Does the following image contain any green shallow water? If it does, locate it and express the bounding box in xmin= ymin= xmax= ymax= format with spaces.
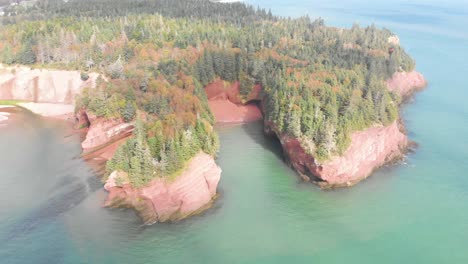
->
xmin=1 ymin=0 xmax=468 ymax=263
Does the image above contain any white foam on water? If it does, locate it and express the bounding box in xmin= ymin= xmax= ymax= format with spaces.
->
xmin=0 ymin=113 xmax=9 ymax=123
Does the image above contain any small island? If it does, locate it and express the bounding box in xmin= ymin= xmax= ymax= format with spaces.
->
xmin=0 ymin=0 xmax=425 ymax=224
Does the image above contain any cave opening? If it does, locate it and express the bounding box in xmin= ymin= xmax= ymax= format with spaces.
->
xmin=76 ymin=110 xmax=90 ymax=129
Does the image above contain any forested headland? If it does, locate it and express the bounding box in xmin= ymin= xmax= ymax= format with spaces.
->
xmin=0 ymin=0 xmax=415 ymax=186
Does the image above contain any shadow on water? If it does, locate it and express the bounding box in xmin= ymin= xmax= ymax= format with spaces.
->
xmin=239 ymin=121 xmax=318 ymax=186
xmin=240 ymin=121 xmax=285 ymax=161
xmin=237 ymin=120 xmax=407 ymax=195
xmin=1 ymin=174 xmax=100 ymax=243
xmin=0 ymin=108 xmax=108 ymax=242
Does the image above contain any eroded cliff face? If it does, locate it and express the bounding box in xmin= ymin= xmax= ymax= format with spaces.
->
xmin=267 ymin=121 xmax=407 ymax=188
xmin=265 ymin=71 xmax=426 ymax=188
xmin=0 ymin=65 xmax=221 ymax=224
xmin=208 ymin=100 xmax=262 ymax=123
xmin=78 ymin=110 xmax=134 ymax=153
xmin=205 ymin=79 xmax=262 ymax=104
xmin=0 ymin=65 xmax=131 ymax=153
xmin=0 ymin=64 xmax=134 ymax=157
xmin=104 ymin=152 xmax=222 ymax=224
xmin=205 ymin=79 xmax=263 ymax=123
xmin=77 ymin=109 xmax=222 ymax=224
xmin=0 ymin=64 xmax=99 ymax=103
xmin=387 ymin=71 xmax=427 ymax=98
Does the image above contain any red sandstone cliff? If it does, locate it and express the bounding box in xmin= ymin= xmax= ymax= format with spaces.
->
xmin=0 ymin=66 xmax=221 ymax=223
xmin=104 ymin=152 xmax=222 ymax=224
xmin=205 ymin=79 xmax=262 ymax=104
xmin=77 ymin=109 xmax=221 ymax=223
xmin=78 ymin=110 xmax=134 ymax=153
xmin=387 ymin=71 xmax=427 ymax=98
xmin=266 ymin=121 xmax=407 ymax=188
xmin=205 ymin=79 xmax=263 ymax=123
xmin=77 ymin=108 xmax=222 ymax=223
xmin=208 ymin=100 xmax=262 ymax=123
xmin=266 ymin=71 xmax=426 ymax=188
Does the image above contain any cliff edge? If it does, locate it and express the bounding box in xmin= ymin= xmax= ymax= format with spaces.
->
xmin=266 ymin=120 xmax=407 ymax=187
xmin=265 ymin=71 xmax=426 ymax=188
xmin=0 ymin=64 xmax=98 ymax=104
xmin=104 ymin=152 xmax=221 ymax=224
xmin=205 ymin=79 xmax=263 ymax=123
xmin=0 ymin=66 xmax=222 ymax=223
xmin=387 ymin=71 xmax=427 ymax=99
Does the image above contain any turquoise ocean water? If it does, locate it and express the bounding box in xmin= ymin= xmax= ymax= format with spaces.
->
xmin=1 ymin=1 xmax=468 ymax=263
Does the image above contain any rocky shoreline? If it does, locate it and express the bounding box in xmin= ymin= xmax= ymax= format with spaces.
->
xmin=276 ymin=71 xmax=426 ymax=187
xmin=265 ymin=120 xmax=409 ymax=188
xmin=206 ymin=70 xmax=427 ymax=188
xmin=387 ymin=71 xmax=427 ymax=99
xmin=0 ymin=64 xmax=427 ymax=222
xmin=104 ymin=152 xmax=221 ymax=224
xmin=0 ymin=66 xmax=222 ymax=224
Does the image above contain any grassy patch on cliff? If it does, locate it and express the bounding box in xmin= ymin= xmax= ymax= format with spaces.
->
xmin=0 ymin=100 xmax=21 ymax=105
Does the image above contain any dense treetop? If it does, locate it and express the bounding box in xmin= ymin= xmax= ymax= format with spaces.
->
xmin=1 ymin=0 xmax=274 ymax=25
xmin=0 ymin=0 xmax=415 ymax=185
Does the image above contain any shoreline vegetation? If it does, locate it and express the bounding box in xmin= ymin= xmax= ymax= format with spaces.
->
xmin=0 ymin=0 xmax=425 ymax=222
xmin=0 ymin=100 xmax=20 ymax=106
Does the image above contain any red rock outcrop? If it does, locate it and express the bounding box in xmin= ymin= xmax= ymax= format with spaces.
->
xmin=386 ymin=71 xmax=427 ymax=98
xmin=205 ymin=79 xmax=263 ymax=123
xmin=79 ymin=110 xmax=134 ymax=153
xmin=0 ymin=65 xmax=222 ymax=224
xmin=77 ymin=110 xmax=221 ymax=224
xmin=267 ymin=121 xmax=407 ymax=188
xmin=266 ymin=71 xmax=426 ymax=187
xmin=104 ymin=152 xmax=222 ymax=224
xmin=205 ymin=79 xmax=233 ymax=100
xmin=208 ymin=99 xmax=262 ymax=123
xmin=205 ymin=79 xmax=262 ymax=103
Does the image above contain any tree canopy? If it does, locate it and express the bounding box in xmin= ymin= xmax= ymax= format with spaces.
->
xmin=0 ymin=0 xmax=415 ymax=185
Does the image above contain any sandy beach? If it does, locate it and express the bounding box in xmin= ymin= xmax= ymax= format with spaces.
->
xmin=0 ymin=112 xmax=10 ymax=122
xmin=17 ymin=102 xmax=75 ymax=119
xmin=0 ymin=105 xmax=13 ymax=123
